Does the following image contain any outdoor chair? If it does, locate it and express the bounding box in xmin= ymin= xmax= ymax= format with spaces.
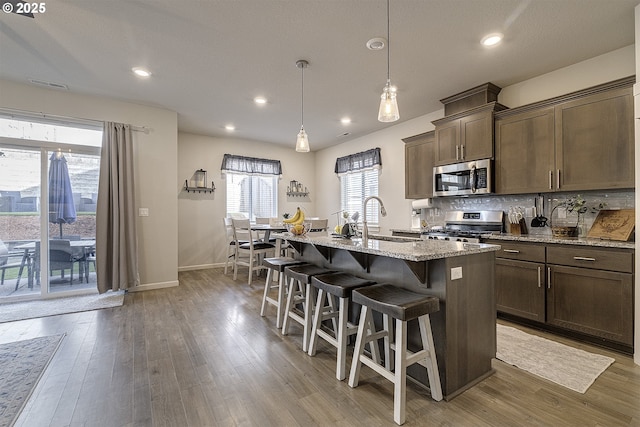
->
xmin=32 ymin=240 xmax=87 ymax=286
xmin=0 ymin=239 xmax=27 ymax=290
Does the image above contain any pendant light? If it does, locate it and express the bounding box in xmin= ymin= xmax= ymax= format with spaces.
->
xmin=295 ymin=59 xmax=310 ymax=152
xmin=378 ymin=0 xmax=399 ymax=122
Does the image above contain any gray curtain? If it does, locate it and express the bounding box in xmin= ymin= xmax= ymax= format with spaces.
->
xmin=96 ymin=122 xmax=139 ymax=293
xmin=334 ymin=147 xmax=381 ymax=176
xmin=220 ymin=154 xmax=282 ymax=176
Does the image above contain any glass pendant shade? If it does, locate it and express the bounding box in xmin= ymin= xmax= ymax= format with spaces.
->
xmin=378 ymin=82 xmax=399 ymax=122
xmin=296 ymin=126 xmax=310 ymax=152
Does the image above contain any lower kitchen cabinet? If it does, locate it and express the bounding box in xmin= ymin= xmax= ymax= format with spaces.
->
xmin=495 ymin=258 xmax=545 ymax=322
xmin=547 ymin=265 xmax=633 ymax=346
xmin=487 ymin=239 xmax=634 ymax=352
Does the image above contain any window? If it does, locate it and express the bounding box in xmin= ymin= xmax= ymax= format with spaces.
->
xmin=340 ymin=169 xmax=380 ymax=224
xmin=221 ymin=154 xmax=281 ymax=221
xmin=336 ymin=148 xmax=382 ymax=225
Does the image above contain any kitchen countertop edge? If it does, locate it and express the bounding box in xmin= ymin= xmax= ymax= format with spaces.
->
xmin=483 ymin=233 xmax=635 ymax=249
xmin=273 ymin=232 xmax=501 ymax=262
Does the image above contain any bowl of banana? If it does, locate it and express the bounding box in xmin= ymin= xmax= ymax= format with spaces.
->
xmin=286 ymin=222 xmax=310 ymax=236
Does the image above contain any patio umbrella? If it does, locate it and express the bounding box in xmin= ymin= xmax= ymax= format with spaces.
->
xmin=48 ymin=151 xmax=76 ymax=237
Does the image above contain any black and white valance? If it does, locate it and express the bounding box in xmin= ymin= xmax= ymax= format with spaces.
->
xmin=334 ymin=147 xmax=382 ymax=176
xmin=221 ymin=154 xmax=282 ymax=177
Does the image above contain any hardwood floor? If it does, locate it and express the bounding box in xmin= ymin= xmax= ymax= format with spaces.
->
xmin=2 ymin=268 xmax=638 ymax=426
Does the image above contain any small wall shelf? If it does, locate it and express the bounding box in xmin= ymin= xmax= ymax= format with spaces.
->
xmin=286 ymin=190 xmax=309 ymax=197
xmin=184 ymin=180 xmax=215 ymax=193
xmin=287 ymin=180 xmax=308 ymax=197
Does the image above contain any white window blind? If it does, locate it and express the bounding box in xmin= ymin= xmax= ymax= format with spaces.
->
xmin=340 ymin=169 xmax=380 ymax=224
xmin=226 ymin=173 xmax=278 ymax=220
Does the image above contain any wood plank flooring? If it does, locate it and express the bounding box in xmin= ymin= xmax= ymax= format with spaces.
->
xmin=1 ymin=268 xmax=638 ymax=426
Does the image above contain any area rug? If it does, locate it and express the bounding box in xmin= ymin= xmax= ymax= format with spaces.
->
xmin=0 ymin=292 xmax=124 ymax=323
xmin=0 ymin=334 xmax=65 ymax=427
xmin=496 ymin=324 xmax=615 ymax=393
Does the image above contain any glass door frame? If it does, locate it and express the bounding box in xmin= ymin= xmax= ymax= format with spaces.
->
xmin=0 ymin=136 xmax=100 ymax=302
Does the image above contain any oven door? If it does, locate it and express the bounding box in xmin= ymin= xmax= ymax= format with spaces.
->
xmin=434 ymin=159 xmax=492 ymax=196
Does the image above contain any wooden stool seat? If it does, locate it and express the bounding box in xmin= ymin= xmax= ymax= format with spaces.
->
xmin=282 ymin=264 xmax=335 ymax=352
xmin=349 ymin=284 xmax=442 ymax=425
xmin=260 ymin=257 xmax=306 ymax=328
xmin=308 ymin=272 xmax=375 ymax=380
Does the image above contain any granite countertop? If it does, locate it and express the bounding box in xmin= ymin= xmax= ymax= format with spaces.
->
xmin=389 ymin=228 xmax=422 ymax=234
xmin=273 ymin=233 xmax=500 ymax=262
xmin=482 ymin=233 xmax=635 ymax=249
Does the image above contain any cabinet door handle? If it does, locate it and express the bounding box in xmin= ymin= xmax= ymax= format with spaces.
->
xmin=556 ymin=169 xmax=561 ymax=189
xmin=549 ymin=170 xmax=553 ymax=190
xmin=573 ymin=256 xmax=596 ymax=262
xmin=547 ymin=267 xmax=551 ymax=289
xmin=503 ymin=249 xmax=520 ymax=253
xmin=537 ymin=266 xmax=541 ymax=288
xmin=461 ymin=144 xmax=465 ymax=159
xmin=456 ymin=145 xmax=459 ymax=160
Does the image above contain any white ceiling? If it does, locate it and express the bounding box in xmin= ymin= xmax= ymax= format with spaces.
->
xmin=0 ymin=0 xmax=637 ymax=151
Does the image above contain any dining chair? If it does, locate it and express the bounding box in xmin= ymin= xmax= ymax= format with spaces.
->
xmin=308 ymin=219 xmax=329 ymax=235
xmin=223 ymin=217 xmax=246 ymax=275
xmin=231 ymin=218 xmax=276 ymax=285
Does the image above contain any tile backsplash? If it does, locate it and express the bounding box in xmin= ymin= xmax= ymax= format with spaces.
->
xmin=421 ymin=189 xmax=635 ymax=238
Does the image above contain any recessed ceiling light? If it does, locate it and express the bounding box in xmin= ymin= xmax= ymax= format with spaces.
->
xmin=481 ymin=33 xmax=503 ymax=47
xmin=366 ymin=37 xmax=386 ymax=50
xmin=132 ymin=67 xmax=152 ymax=78
xmin=225 ymin=124 xmax=235 ymax=131
xmin=254 ymin=96 xmax=267 ymax=105
xmin=341 ymin=117 xmax=352 ymax=125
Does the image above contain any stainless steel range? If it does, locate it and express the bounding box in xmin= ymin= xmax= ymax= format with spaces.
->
xmin=421 ymin=210 xmax=503 ymax=243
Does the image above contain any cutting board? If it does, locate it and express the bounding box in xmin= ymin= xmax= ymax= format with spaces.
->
xmin=586 ymin=209 xmax=635 ymax=241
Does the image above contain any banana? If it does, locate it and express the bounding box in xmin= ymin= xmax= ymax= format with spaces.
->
xmin=283 ymin=207 xmax=301 ymax=224
xmin=294 ymin=210 xmax=305 ymax=225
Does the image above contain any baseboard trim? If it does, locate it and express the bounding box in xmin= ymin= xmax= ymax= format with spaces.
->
xmin=130 ymin=280 xmax=180 ymax=292
xmin=178 ymin=263 xmax=224 ymax=272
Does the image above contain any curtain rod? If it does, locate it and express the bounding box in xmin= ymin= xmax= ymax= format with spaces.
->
xmin=0 ymin=107 xmax=149 ymax=133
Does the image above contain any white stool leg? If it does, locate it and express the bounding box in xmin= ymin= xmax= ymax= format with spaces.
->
xmin=260 ymin=268 xmax=274 ymax=317
xmin=348 ymin=305 xmax=370 ymax=387
xmin=302 ymin=282 xmax=312 ymax=352
xmin=308 ymin=288 xmax=325 ymax=356
xmin=418 ymin=315 xmax=443 ymax=401
xmin=281 ymin=276 xmax=296 ymax=335
xmin=383 ymin=313 xmax=394 ymax=371
xmin=394 ymin=319 xmax=408 ymax=425
xmin=275 ymin=272 xmax=286 ymax=328
xmin=336 ymin=296 xmax=349 ymax=380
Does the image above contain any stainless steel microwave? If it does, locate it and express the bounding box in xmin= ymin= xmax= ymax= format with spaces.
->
xmin=433 ymin=159 xmax=492 ymax=197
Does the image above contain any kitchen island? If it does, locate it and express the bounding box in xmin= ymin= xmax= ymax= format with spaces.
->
xmin=274 ymin=232 xmax=501 ymax=400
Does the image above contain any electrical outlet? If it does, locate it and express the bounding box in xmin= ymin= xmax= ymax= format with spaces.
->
xmin=557 ymin=207 xmax=567 ymax=219
xmin=451 ymin=266 xmax=463 ymax=280
xmin=139 ymin=208 xmax=149 ymax=217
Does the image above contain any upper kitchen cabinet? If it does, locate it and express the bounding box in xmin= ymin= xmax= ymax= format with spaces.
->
xmin=555 ymin=82 xmax=634 ymax=191
xmin=432 ymin=83 xmax=507 ymax=166
xmin=495 ymin=107 xmax=555 ymax=194
xmin=403 ymin=131 xmax=435 ymax=199
xmin=495 ymin=76 xmax=635 ymax=194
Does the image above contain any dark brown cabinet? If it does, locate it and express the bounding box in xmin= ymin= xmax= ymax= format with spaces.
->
xmin=555 ymin=85 xmax=634 ymax=191
xmin=492 ymin=241 xmax=546 ymax=322
xmin=433 ymin=103 xmax=504 ymax=166
xmin=403 ymin=131 xmax=435 ymax=199
xmin=546 ymin=245 xmax=633 ymax=346
xmin=494 ymin=77 xmax=635 ymax=195
xmin=486 ymin=239 xmax=634 ymax=352
xmin=495 ymin=108 xmax=555 ymax=194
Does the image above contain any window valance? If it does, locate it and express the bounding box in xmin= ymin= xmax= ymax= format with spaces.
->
xmin=221 ymin=154 xmax=282 ymax=177
xmin=334 ymin=147 xmax=381 ymax=176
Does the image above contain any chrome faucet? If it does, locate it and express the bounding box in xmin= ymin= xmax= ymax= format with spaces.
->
xmin=362 ymin=196 xmax=387 ymax=243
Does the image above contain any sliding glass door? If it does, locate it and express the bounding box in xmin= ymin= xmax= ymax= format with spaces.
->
xmin=0 ymin=114 xmax=101 ymax=301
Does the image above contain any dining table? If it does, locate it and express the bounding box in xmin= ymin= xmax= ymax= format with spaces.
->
xmin=14 ymin=240 xmax=96 ymax=288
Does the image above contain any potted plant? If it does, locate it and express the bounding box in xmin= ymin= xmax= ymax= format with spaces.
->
xmin=549 ymin=195 xmax=605 ymax=238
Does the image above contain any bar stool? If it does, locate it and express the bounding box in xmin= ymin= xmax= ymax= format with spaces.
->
xmin=308 ymin=272 xmax=376 ymax=380
xmin=282 ymin=264 xmax=335 ymax=352
xmin=261 ymin=257 xmax=306 ymax=328
xmin=348 ymin=283 xmax=442 ymax=425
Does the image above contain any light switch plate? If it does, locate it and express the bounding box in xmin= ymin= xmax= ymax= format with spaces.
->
xmin=139 ymin=208 xmax=149 ymax=217
xmin=451 ymin=266 xmax=463 ymax=280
